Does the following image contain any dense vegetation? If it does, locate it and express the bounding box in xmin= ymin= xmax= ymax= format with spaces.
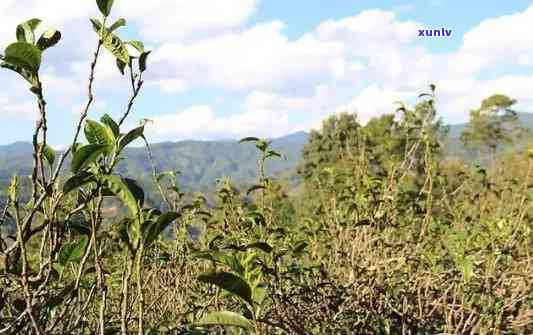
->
xmin=0 ymin=2 xmax=532 ymax=334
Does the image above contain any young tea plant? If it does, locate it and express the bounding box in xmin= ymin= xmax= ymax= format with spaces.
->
xmin=0 ymin=1 xmax=178 ymax=334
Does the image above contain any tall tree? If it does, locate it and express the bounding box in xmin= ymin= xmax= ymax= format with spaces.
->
xmin=460 ymin=94 xmax=520 ymax=159
xmin=299 ymin=112 xmax=361 ymax=180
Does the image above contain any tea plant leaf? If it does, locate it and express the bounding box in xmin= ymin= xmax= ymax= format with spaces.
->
xmin=118 ymin=125 xmax=144 ymax=152
xmin=265 ymin=150 xmax=282 ymax=159
xmin=108 ymin=18 xmax=126 ymax=32
xmin=71 ymin=144 xmax=107 ymax=173
xmin=59 ymin=236 xmax=88 ymax=266
xmin=100 ymin=114 xmax=120 ymax=138
xmin=246 ymin=184 xmax=266 ymax=196
xmin=63 ymin=171 xmax=96 ymax=194
xmin=245 ymin=242 xmax=273 ymax=253
xmin=192 ymin=250 xmax=228 ymax=264
xmin=116 ymin=58 xmax=127 ymax=75
xmin=293 ymin=241 xmax=308 ymax=255
xmin=224 ymin=242 xmax=273 ymax=253
xmin=3 ymin=42 xmax=42 ymax=74
xmin=98 ymin=175 xmax=141 ymax=217
xmin=197 ymin=311 xmax=252 ymax=330
xmin=126 ymin=40 xmax=144 ymax=53
xmin=139 ymin=51 xmax=151 ymax=73
xmin=198 ymin=272 xmax=253 ymax=306
xmin=96 ymin=0 xmax=115 ymax=17
xmin=85 ymin=119 xmax=115 ymax=146
xmin=36 ymin=30 xmax=62 ymax=50
xmin=90 ymin=18 xmax=103 ymax=32
xmin=39 ymin=143 xmax=55 ymax=166
xmin=91 ymin=19 xmax=130 ymax=64
xmin=255 ymin=140 xmax=269 ymax=152
xmin=238 ymin=137 xmax=259 ymax=143
xmin=116 ymin=218 xmax=135 ymax=253
xmin=16 ymin=18 xmax=41 ymax=44
xmin=102 ymin=33 xmax=129 ymax=64
xmin=67 ymin=220 xmax=91 ymax=236
xmin=145 ymin=211 xmax=179 ymax=246
xmin=459 ymin=256 xmax=474 ymax=283
xmin=123 ymin=178 xmax=145 ymax=207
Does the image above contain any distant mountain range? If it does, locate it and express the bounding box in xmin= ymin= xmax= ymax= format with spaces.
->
xmin=1 ymin=113 xmax=533 ymax=193
xmin=0 ymin=131 xmax=310 ymax=193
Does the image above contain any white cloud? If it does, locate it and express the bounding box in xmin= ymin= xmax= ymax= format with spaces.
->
xmin=150 ymin=21 xmax=345 ymax=93
xmin=1 ymin=2 xmax=533 ymax=143
xmin=454 ymin=5 xmax=533 ymax=72
xmin=0 ymin=96 xmax=36 ymax=121
xmin=315 ymin=10 xmax=420 ymax=55
xmin=146 ymin=91 xmax=307 ymax=141
xmin=439 ymin=74 xmax=533 ymax=122
xmin=116 ymin=0 xmax=259 ymax=42
xmin=152 ymin=79 xmax=188 ymax=94
xmin=147 ymin=9 xmax=424 ymax=95
xmin=70 ymin=99 xmax=108 ymax=116
xmin=335 ymin=85 xmax=415 ymax=124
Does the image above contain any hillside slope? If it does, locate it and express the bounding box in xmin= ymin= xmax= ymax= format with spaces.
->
xmin=1 ymin=112 xmax=533 ymax=193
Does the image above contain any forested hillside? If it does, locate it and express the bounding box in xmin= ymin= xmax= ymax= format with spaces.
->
xmin=0 ymin=131 xmax=308 ymax=195
xmin=1 ymin=113 xmax=532 ymax=195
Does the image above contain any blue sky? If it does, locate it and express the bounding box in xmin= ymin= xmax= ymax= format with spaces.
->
xmin=0 ymin=0 xmax=532 ymax=147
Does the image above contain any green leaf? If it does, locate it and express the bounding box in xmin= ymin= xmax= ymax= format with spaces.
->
xmin=102 ymin=30 xmax=129 ymax=64
xmin=126 ymin=40 xmax=144 ymax=53
xmin=198 ymin=272 xmax=253 ymax=306
xmin=139 ymin=51 xmax=151 ymax=73
xmin=459 ymin=256 xmax=474 ymax=283
xmin=71 ymin=144 xmax=107 ymax=173
xmin=96 ymin=0 xmax=115 ymax=16
xmin=39 ymin=143 xmax=55 ymax=166
xmin=3 ymin=42 xmax=42 ymax=73
xmin=36 ymin=30 xmax=62 ymax=50
xmin=71 ymin=142 xmax=82 ymax=154
xmin=145 ymin=212 xmax=179 ymax=246
xmin=100 ymin=114 xmax=120 ymax=138
xmin=90 ymin=18 xmax=103 ymax=32
xmin=84 ymin=119 xmax=115 ymax=146
xmin=97 ymin=175 xmax=141 ymax=217
xmin=16 ymin=18 xmax=41 ymax=44
xmin=108 ymin=18 xmax=126 ymax=32
xmin=197 ymin=311 xmax=252 ymax=330
xmin=265 ymin=150 xmax=282 ymax=159
xmin=255 ymin=140 xmax=270 ymax=152
xmin=118 ymin=126 xmax=144 ymax=152
xmin=238 ymin=137 xmax=259 ymax=144
xmin=67 ymin=220 xmax=92 ymax=236
xmin=63 ymin=171 xmax=96 ymax=194
xmin=116 ymin=218 xmax=135 ymax=253
xmin=123 ymin=178 xmax=145 ymax=207
xmin=116 ymin=58 xmax=127 ymax=75
xmin=91 ymin=19 xmax=130 ymax=64
xmin=246 ymin=184 xmax=266 ymax=196
xmin=59 ymin=236 xmax=88 ymax=266
xmin=292 ymin=241 xmax=308 ymax=255
xmin=245 ymin=242 xmax=273 ymax=253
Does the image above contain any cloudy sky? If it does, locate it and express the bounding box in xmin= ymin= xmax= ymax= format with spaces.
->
xmin=0 ymin=0 xmax=532 ymax=146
